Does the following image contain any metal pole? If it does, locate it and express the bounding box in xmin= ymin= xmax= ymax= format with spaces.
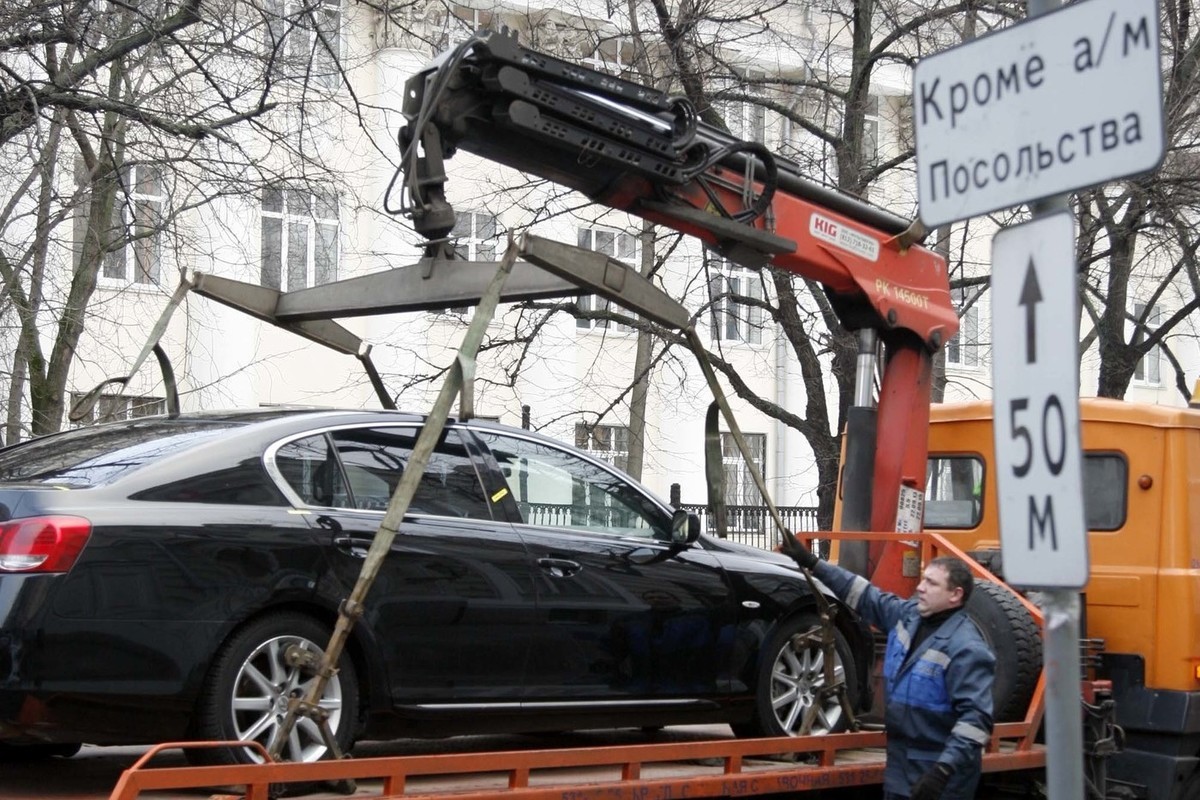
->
xmin=1025 ymin=3 xmax=1085 ymax=800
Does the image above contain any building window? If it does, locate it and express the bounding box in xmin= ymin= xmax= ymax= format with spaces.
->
xmin=452 ymin=211 xmax=498 ymax=261
xmin=722 ymin=98 xmax=766 ymax=144
xmin=721 ymin=432 xmax=766 ymax=506
xmin=434 ymin=210 xmax=500 ymax=315
xmin=576 ymin=227 xmax=638 ymax=331
xmin=264 ymin=0 xmax=341 ymax=88
xmin=575 ymin=422 xmax=630 ymax=472
xmin=436 ymin=3 xmax=494 ymax=52
xmin=75 ymin=160 xmax=164 ymax=285
xmin=1131 ymin=302 xmax=1161 ymax=384
xmin=580 ymin=35 xmax=636 ymax=74
xmin=946 ymin=287 xmax=979 ymax=368
xmin=707 ymin=253 xmax=763 ymax=344
xmin=260 ymin=187 xmax=339 ymax=291
xmin=861 ymin=94 xmax=880 ymax=166
xmin=779 ymin=90 xmax=831 ymax=172
xmin=69 ymin=393 xmax=164 ymax=425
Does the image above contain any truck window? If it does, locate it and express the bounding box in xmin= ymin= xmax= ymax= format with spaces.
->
xmin=924 ymin=455 xmax=983 ymax=528
xmin=1083 ymin=453 xmax=1126 ymax=531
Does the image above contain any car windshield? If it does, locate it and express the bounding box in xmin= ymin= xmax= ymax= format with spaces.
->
xmin=0 ymin=420 xmax=245 ymax=487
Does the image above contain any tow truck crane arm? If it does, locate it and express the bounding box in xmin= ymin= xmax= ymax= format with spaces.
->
xmin=397 ymin=28 xmax=958 ymax=582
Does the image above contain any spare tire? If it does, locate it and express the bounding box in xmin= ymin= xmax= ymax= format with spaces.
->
xmin=966 ymin=580 xmax=1042 ymax=722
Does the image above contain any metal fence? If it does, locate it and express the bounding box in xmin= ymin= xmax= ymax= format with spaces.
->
xmin=518 ymin=503 xmax=821 ymax=552
xmin=679 ymin=504 xmax=821 ymax=551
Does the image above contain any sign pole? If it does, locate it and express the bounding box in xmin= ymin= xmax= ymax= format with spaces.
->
xmin=1026 ymin=3 xmax=1085 ymax=800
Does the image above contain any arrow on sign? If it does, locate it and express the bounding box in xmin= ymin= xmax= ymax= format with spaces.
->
xmin=1019 ymin=259 xmax=1043 ymax=364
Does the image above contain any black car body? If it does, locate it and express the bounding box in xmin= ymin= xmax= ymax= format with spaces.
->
xmin=0 ymin=409 xmax=873 ymax=763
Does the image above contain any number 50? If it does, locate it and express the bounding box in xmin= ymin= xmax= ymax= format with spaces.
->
xmin=1009 ymin=395 xmax=1067 ymax=478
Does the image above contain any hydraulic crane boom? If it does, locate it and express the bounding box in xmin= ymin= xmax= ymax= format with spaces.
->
xmin=396 ymin=28 xmax=958 ymax=581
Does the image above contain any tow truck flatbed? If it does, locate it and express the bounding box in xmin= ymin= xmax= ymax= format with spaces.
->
xmin=108 ymin=722 xmax=1044 ymax=800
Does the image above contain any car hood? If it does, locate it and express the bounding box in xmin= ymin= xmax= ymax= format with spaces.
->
xmin=699 ymin=535 xmax=840 ymax=600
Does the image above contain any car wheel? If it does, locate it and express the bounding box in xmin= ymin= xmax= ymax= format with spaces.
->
xmin=732 ymin=612 xmax=858 ymax=738
xmin=190 ymin=613 xmax=359 ymax=766
xmin=0 ymin=742 xmax=81 ymax=761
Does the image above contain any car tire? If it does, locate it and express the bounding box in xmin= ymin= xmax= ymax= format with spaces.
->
xmin=731 ymin=612 xmax=859 ymax=738
xmin=966 ymin=580 xmax=1042 ymax=722
xmin=0 ymin=742 xmax=81 ymax=761
xmin=189 ymin=613 xmax=359 ymax=766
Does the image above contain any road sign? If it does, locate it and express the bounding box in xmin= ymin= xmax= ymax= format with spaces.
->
xmin=990 ymin=212 xmax=1089 ymax=589
xmin=914 ymin=0 xmax=1165 ymax=228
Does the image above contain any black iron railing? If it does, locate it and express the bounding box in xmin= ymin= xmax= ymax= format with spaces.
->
xmin=516 ymin=503 xmax=820 ymax=551
xmin=679 ymin=504 xmax=820 ymax=551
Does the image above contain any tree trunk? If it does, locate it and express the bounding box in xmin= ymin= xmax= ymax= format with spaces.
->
xmin=625 ymin=220 xmax=657 ymax=481
xmin=30 ymin=69 xmax=127 ymax=436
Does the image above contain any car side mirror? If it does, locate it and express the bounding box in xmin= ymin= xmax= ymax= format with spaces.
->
xmin=670 ymin=509 xmax=702 ymax=545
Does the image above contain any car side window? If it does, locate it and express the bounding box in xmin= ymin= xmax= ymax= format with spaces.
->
xmin=275 ymin=434 xmax=351 ymax=507
xmin=476 ymin=431 xmax=669 ymax=540
xmin=274 ymin=427 xmax=492 ymax=519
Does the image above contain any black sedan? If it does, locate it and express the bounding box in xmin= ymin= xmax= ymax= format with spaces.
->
xmin=0 ymin=409 xmax=873 ymax=764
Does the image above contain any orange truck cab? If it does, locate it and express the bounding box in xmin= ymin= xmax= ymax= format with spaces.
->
xmin=925 ymin=397 xmax=1200 ymax=800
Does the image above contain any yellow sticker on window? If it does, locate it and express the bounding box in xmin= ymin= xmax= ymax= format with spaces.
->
xmin=491 ymin=487 xmax=509 ymax=502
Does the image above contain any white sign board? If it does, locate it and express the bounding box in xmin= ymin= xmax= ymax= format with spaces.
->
xmin=991 ymin=212 xmax=1089 ymax=589
xmin=914 ymin=0 xmax=1165 ymax=228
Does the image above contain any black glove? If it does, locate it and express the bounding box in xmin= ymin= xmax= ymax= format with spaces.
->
xmin=782 ymin=537 xmax=820 ymax=570
xmin=909 ymin=763 xmax=952 ymax=800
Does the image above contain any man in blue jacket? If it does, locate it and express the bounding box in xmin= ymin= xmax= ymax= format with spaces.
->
xmin=787 ymin=547 xmax=995 ymax=800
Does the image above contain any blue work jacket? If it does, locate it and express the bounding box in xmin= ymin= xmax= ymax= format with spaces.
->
xmin=811 ymin=560 xmax=995 ymax=799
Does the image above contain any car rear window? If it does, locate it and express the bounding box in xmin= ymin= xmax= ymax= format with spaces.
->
xmin=0 ymin=420 xmax=245 ymax=487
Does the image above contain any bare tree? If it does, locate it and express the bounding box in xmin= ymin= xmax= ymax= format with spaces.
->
xmin=1074 ymin=0 xmax=1200 ymax=400
xmin=0 ymin=0 xmax=390 ymax=437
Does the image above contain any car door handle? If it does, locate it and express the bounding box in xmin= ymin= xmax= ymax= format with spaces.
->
xmin=333 ymin=536 xmax=371 ymax=558
xmin=536 ymin=557 xmax=582 ymax=578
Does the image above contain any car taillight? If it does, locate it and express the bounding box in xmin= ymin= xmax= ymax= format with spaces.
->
xmin=0 ymin=516 xmax=92 ymax=573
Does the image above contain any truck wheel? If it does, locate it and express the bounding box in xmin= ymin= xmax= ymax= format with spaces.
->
xmin=732 ymin=612 xmax=858 ymax=738
xmin=967 ymin=580 xmax=1042 ymax=722
xmin=189 ymin=613 xmax=359 ymax=766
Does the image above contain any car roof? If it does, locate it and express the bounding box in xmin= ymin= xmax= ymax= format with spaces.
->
xmin=0 ymin=408 xmax=604 ymax=491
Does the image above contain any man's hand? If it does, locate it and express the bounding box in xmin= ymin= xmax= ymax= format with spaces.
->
xmin=781 ymin=537 xmax=819 ymax=570
xmin=910 ymin=763 xmax=952 ymax=800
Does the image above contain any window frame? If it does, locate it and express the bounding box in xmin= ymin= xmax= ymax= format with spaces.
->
xmin=75 ymin=159 xmax=166 ymax=286
xmin=720 ymin=431 xmax=766 ymax=507
xmin=946 ymin=287 xmax=980 ymax=368
xmin=260 ymin=186 xmax=340 ymax=292
xmin=1131 ymin=301 xmax=1162 ymax=385
xmin=574 ymin=422 xmax=631 ymax=472
xmin=265 ymin=423 xmax=493 ymax=520
xmin=473 ymin=428 xmax=671 ymax=540
xmin=923 ymin=453 xmax=985 ymax=529
xmin=68 ymin=392 xmax=165 ymax=426
xmin=576 ymin=227 xmax=638 ymax=332
xmin=707 ymin=252 xmax=765 ymax=345
xmin=263 ymin=0 xmax=342 ymax=89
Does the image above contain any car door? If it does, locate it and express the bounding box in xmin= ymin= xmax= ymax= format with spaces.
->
xmin=269 ymin=424 xmax=538 ymax=706
xmin=469 ymin=428 xmax=737 ymax=701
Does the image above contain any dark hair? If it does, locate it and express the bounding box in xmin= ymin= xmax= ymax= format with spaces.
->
xmin=928 ymin=556 xmax=974 ymax=606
